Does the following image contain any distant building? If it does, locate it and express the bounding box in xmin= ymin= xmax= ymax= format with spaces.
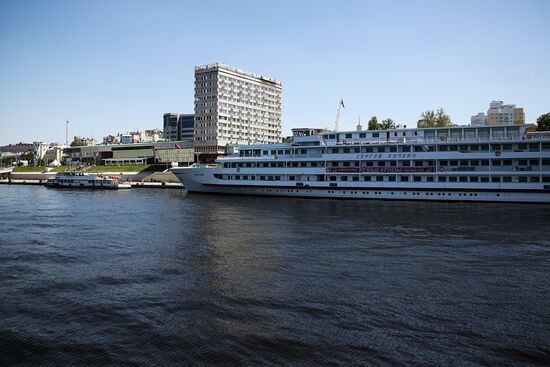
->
xmin=163 ymin=113 xmax=179 ymax=141
xmin=0 ymin=142 xmax=34 ymax=154
xmin=193 ymin=63 xmax=282 ymax=158
xmin=71 ymin=136 xmax=96 ymax=147
xmin=33 ymin=142 xmax=50 ymax=165
xmin=178 ymin=114 xmax=194 ymax=141
xmin=120 ymin=134 xmax=133 ymax=145
xmin=102 ymin=134 xmax=120 ymax=145
xmin=163 ymin=113 xmax=194 ymax=141
xmin=471 ymin=101 xmax=525 ymax=126
xmin=471 ymin=112 xmax=486 ymax=126
xmin=103 ymin=129 xmax=162 ymax=145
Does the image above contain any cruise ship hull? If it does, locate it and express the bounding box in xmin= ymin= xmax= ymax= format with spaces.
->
xmin=172 ymin=167 xmax=550 ymax=204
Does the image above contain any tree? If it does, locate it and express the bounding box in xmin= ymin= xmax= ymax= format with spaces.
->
xmin=367 ymin=116 xmax=379 ymax=130
xmin=536 ymin=113 xmax=550 ymax=132
xmin=418 ymin=109 xmax=452 ymax=128
xmin=20 ymin=151 xmax=35 ymax=166
xmin=379 ymin=118 xmax=396 ymax=130
xmin=419 ymin=110 xmax=436 ymax=128
xmin=435 ymin=108 xmax=452 ymax=127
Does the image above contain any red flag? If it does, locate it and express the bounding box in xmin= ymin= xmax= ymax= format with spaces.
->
xmin=175 ymin=143 xmax=182 ymax=149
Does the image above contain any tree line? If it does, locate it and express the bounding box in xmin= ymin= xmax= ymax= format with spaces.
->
xmin=367 ymin=109 xmax=452 ymax=130
xmin=366 ymin=110 xmax=550 ymax=131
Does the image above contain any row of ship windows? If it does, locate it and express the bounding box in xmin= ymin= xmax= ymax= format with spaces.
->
xmin=243 ymin=188 xmax=488 ymax=197
xmin=214 ymin=174 xmax=549 ymax=183
xmin=238 ymin=143 xmax=549 ymax=157
xmin=225 ymin=159 xmax=550 ymax=168
xmin=55 ymin=179 xmax=102 ymax=184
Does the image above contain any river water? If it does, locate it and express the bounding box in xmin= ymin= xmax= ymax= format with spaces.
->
xmin=1 ymin=185 xmax=549 ymax=366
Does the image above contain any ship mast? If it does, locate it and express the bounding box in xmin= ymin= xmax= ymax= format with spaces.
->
xmin=334 ymin=98 xmax=344 ymax=132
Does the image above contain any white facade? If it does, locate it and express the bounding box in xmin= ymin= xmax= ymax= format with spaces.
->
xmin=33 ymin=142 xmax=50 ymax=165
xmin=194 ymin=63 xmax=282 ymax=155
xmin=471 ymin=112 xmax=487 ymax=125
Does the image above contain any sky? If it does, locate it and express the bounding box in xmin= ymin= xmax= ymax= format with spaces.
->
xmin=0 ymin=0 xmax=549 ymax=146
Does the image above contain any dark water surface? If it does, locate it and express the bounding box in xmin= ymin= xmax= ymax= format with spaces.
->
xmin=1 ymin=185 xmax=550 ymax=366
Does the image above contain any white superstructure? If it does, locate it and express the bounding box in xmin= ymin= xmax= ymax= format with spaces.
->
xmin=45 ymin=172 xmax=131 ymax=189
xmin=172 ymin=124 xmax=550 ymax=204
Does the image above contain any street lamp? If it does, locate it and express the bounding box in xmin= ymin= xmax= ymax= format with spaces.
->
xmin=66 ymin=120 xmax=69 ymax=146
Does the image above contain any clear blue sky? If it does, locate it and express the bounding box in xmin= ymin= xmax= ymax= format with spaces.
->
xmin=1 ymin=0 xmax=548 ymax=145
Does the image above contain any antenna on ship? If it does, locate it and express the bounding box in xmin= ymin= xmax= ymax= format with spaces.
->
xmin=356 ymin=115 xmax=362 ymax=131
xmin=335 ymin=98 xmax=345 ymax=132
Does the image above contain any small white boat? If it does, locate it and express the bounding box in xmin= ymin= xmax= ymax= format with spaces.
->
xmin=45 ymin=172 xmax=131 ymax=189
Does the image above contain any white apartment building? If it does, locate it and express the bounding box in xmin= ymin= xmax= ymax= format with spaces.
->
xmin=471 ymin=100 xmax=525 ymax=126
xmin=471 ymin=112 xmax=487 ymax=126
xmin=194 ymin=63 xmax=282 ymax=155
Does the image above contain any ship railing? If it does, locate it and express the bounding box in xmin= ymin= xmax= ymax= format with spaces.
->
xmin=218 ymin=153 xmax=323 ymax=160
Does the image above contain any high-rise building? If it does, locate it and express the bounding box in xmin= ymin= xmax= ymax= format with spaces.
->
xmin=487 ymin=101 xmax=525 ymax=125
xmin=193 ymin=63 xmax=282 ymax=156
xmin=471 ymin=101 xmax=525 ymax=126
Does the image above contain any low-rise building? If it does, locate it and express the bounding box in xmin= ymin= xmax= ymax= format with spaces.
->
xmin=64 ymin=140 xmax=194 ymax=166
xmin=163 ymin=113 xmax=194 ymax=141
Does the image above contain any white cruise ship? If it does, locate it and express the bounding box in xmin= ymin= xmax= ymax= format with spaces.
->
xmin=171 ymin=124 xmax=550 ymax=204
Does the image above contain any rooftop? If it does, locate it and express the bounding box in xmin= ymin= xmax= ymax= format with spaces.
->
xmin=195 ymin=63 xmax=281 ymax=85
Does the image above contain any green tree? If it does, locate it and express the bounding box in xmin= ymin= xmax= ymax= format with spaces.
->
xmin=367 ymin=116 xmax=379 ymax=130
xmin=435 ymin=108 xmax=452 ymax=127
xmin=536 ymin=113 xmax=550 ymax=132
xmin=419 ymin=109 xmax=452 ymax=128
xmin=379 ymin=118 xmax=396 ymax=130
xmin=20 ymin=151 xmax=35 ymax=165
xmin=419 ymin=110 xmax=436 ymax=127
